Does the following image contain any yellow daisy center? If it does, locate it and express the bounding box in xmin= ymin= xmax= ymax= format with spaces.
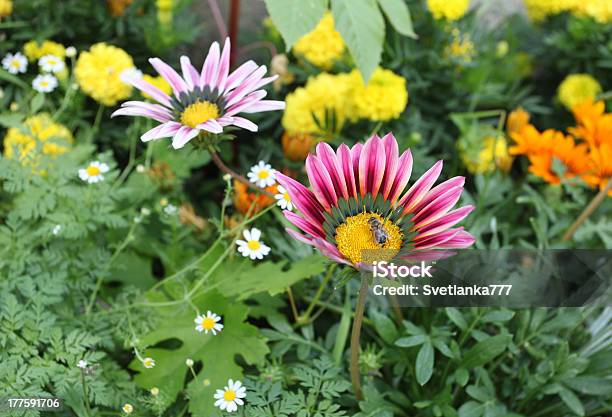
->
xmin=335 ymin=212 xmax=403 ymax=265
xmin=180 ymin=101 xmax=220 ymax=128
xmin=258 ymin=170 xmax=270 ymax=179
xmin=247 ymin=240 xmax=261 ymax=250
xmin=283 ymin=192 xmax=291 ymax=201
xmin=86 ymin=165 xmax=101 ymax=176
xmin=41 ymin=80 xmax=49 ymax=87
xmin=11 ymin=60 xmax=20 ymax=68
xmin=202 ymin=317 xmax=215 ymax=330
xmin=224 ymin=390 xmax=236 ymax=401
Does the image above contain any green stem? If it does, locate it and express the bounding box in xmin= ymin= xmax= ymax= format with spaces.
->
xmin=350 ymin=277 xmax=369 ymax=401
xmin=562 ymin=177 xmax=612 ymax=241
xmin=81 ymin=371 xmax=92 ymax=417
xmin=302 ymin=264 xmax=336 ymax=320
xmin=209 ymin=150 xmax=275 ymax=198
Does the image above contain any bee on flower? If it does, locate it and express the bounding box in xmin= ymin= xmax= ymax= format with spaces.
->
xmin=32 ymin=74 xmax=59 ymax=93
xmin=2 ymin=52 xmax=28 ymax=74
xmin=214 ymin=379 xmax=246 ymax=413
xmin=112 ymin=37 xmax=285 ymax=149
xmin=236 ymin=228 xmax=271 ymax=260
xmin=194 ymin=311 xmax=224 ymax=335
xmin=247 ymin=161 xmax=276 ymax=188
xmin=79 ymin=161 xmax=110 ymax=184
xmin=38 ymin=55 xmax=66 ymax=73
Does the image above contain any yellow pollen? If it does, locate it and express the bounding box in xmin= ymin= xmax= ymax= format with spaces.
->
xmin=202 ymin=317 xmax=215 ymax=330
xmin=283 ymin=192 xmax=291 ymax=201
xmin=258 ymin=170 xmax=270 ymax=179
xmin=86 ymin=165 xmax=101 ymax=176
xmin=335 ymin=212 xmax=403 ymax=265
xmin=247 ymin=240 xmax=261 ymax=250
xmin=180 ymin=101 xmax=220 ymax=128
xmin=224 ymin=390 xmax=236 ymax=401
xmin=11 ymin=60 xmax=20 ymax=68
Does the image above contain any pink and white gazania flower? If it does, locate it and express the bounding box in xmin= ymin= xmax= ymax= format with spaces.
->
xmin=276 ymin=133 xmax=475 ymax=268
xmin=111 ymin=37 xmax=285 ymax=149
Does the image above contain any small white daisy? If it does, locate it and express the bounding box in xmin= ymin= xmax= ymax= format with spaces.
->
xmin=164 ymin=204 xmax=177 ymax=215
xmin=236 ymin=228 xmax=271 ymax=260
xmin=194 ymin=311 xmax=224 ymax=335
xmin=2 ymin=52 xmax=27 ymax=74
xmin=77 ymin=359 xmax=88 ymax=369
xmin=214 ymin=379 xmax=246 ymax=413
xmin=65 ymin=46 xmax=77 ymax=58
xmin=122 ymin=403 xmax=133 ymax=414
xmin=78 ymin=161 xmax=109 ymax=184
xmin=274 ymin=185 xmax=294 ymax=211
xmin=247 ymin=161 xmax=276 ymax=188
xmin=32 ymin=74 xmax=58 ymax=93
xmin=185 ymin=358 xmax=194 ymax=367
xmin=52 ymin=224 xmax=62 ymax=236
xmin=38 ymin=54 xmax=65 ymax=73
xmin=142 ymin=357 xmax=155 ymax=369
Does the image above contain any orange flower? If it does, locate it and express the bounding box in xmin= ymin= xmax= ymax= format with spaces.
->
xmin=527 ymin=135 xmax=590 ymax=184
xmin=569 ymin=100 xmax=612 ymax=147
xmin=107 ymin=0 xmax=133 ymax=16
xmin=281 ymin=131 xmax=313 ymax=162
xmin=582 ymin=143 xmax=612 ymax=196
xmin=509 ymin=124 xmax=559 ymax=156
xmin=233 ymin=180 xmax=277 ymax=215
xmin=506 ymin=107 xmax=530 ymax=136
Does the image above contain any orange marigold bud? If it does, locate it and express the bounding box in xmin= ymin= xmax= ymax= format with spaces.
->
xmin=107 ymin=0 xmax=133 ymax=17
xmin=282 ymin=132 xmax=313 ymax=162
xmin=506 ymin=107 xmax=530 ymax=136
xmin=233 ymin=180 xmax=277 ymax=215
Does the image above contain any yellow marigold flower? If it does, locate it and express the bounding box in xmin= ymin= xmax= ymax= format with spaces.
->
xmin=3 ymin=113 xmax=73 ymax=168
xmin=23 ymin=40 xmax=66 ymax=62
xmin=141 ymin=74 xmax=172 ymax=100
xmin=293 ymin=12 xmax=345 ymax=69
xmin=0 ymin=0 xmax=12 ymax=18
xmin=582 ymin=0 xmax=612 ymax=23
xmin=157 ymin=0 xmax=173 ymax=24
xmin=107 ymin=0 xmax=133 ymax=17
xmin=506 ymin=107 xmax=530 ymax=136
xmin=282 ymin=131 xmax=313 ymax=162
xmin=350 ymin=67 xmax=408 ymax=122
xmin=75 ymin=43 xmax=134 ymax=106
xmin=557 ymin=74 xmax=602 ymax=111
xmin=282 ymin=72 xmax=356 ymax=135
xmin=427 ymin=0 xmax=469 ymax=21
xmin=459 ymin=135 xmax=513 ymax=174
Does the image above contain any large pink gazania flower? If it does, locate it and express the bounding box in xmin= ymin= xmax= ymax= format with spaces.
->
xmin=276 ymin=133 xmax=476 ymax=268
xmin=111 ymin=37 xmax=285 ymax=149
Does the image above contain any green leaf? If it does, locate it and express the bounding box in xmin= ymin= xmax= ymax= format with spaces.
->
xmin=377 ymin=0 xmax=417 ymax=38
xmin=331 ymin=0 xmax=384 ymax=81
xmin=151 ymin=141 xmax=210 ymax=179
xmin=264 ymin=0 xmax=328 ymax=49
xmin=371 ymin=311 xmax=398 ymax=344
xmin=415 ymin=341 xmax=434 ymax=385
xmin=455 ymin=368 xmax=469 ymax=386
xmin=0 ymin=68 xmax=29 ymax=88
xmin=482 ymin=309 xmax=515 ymax=323
xmin=446 ymin=307 xmax=468 ymax=330
xmin=395 ymin=334 xmax=428 ymax=347
xmin=559 ymin=387 xmax=585 ymax=416
xmin=211 ymin=255 xmax=327 ymax=299
xmin=130 ymin=291 xmax=268 ymax=417
xmin=31 ymin=94 xmax=45 ymax=114
xmin=333 ymin=290 xmax=352 ymax=364
xmin=461 ymin=335 xmax=511 ymax=368
xmin=0 ymin=112 xmax=24 ymax=128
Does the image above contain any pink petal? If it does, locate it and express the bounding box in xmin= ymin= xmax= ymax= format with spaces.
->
xmin=224 ymin=66 xmax=268 ymax=108
xmin=337 ymin=144 xmax=357 ymax=198
xmin=141 ymin=121 xmax=182 ymax=142
xmin=414 ymin=228 xmax=463 ymax=250
xmin=197 ymin=119 xmax=223 ymax=134
xmin=380 ymin=133 xmax=399 ymax=199
xmin=224 ymin=61 xmax=258 ymax=92
xmin=239 ymin=100 xmax=286 ymax=113
xmin=171 ymin=126 xmax=199 ymax=149
xmin=216 ymin=37 xmax=231 ymax=92
xmin=284 ymin=211 xmax=325 ymax=239
xmin=412 ymin=176 xmax=465 ymax=214
xmin=228 ymin=116 xmax=258 ymax=132
xmin=388 ymin=149 xmax=413 ymax=203
xmin=310 ymin=237 xmax=350 ymax=265
xmin=417 ymin=205 xmax=474 ymax=238
xmin=412 ymin=186 xmax=464 ymax=228
xmin=200 ymin=41 xmax=220 ymax=89
xmin=351 ymin=143 xmax=362 ymax=189
xmin=316 ymin=142 xmax=348 ymax=200
xmin=149 ymin=57 xmax=188 ymax=97
xmin=434 ymin=230 xmax=475 ymax=249
xmin=180 ymin=56 xmax=200 ymax=89
xmin=276 ymin=173 xmax=326 ymax=226
xmin=121 ymin=73 xmax=172 ymax=108
xmin=111 ymin=104 xmax=171 ymax=123
xmin=306 ymin=155 xmax=338 ymax=209
xmin=359 ymin=135 xmax=385 ymax=197
xmin=399 ymin=160 xmax=443 ymax=214
xmin=224 ymin=90 xmax=267 ymax=117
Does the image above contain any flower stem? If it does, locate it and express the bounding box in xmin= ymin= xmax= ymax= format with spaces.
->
xmin=207 ymin=0 xmax=228 ymax=39
xmin=302 ymin=264 xmax=336 ymax=321
xmin=562 ymin=178 xmax=612 ymax=241
xmin=228 ymin=0 xmax=241 ymax=67
xmin=350 ymin=277 xmax=368 ymax=401
xmin=209 ymin=150 xmax=275 ymax=198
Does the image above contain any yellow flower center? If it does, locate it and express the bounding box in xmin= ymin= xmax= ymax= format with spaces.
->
xmin=224 ymin=390 xmax=236 ymax=401
xmin=86 ymin=165 xmax=101 ymax=176
xmin=41 ymin=80 xmax=49 ymax=87
xmin=258 ymin=170 xmax=270 ymax=179
xmin=283 ymin=192 xmax=291 ymax=201
xmin=247 ymin=240 xmax=261 ymax=250
xmin=180 ymin=101 xmax=220 ymax=128
xmin=335 ymin=212 xmax=403 ymax=265
xmin=202 ymin=317 xmax=215 ymax=330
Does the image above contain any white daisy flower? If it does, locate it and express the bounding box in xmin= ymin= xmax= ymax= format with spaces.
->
xmin=122 ymin=403 xmax=133 ymax=414
xmin=247 ymin=161 xmax=276 ymax=188
xmin=2 ymin=52 xmax=27 ymax=74
xmin=164 ymin=204 xmax=177 ymax=215
xmin=274 ymin=185 xmax=294 ymax=211
xmin=65 ymin=46 xmax=77 ymax=58
xmin=32 ymin=74 xmax=58 ymax=93
xmin=214 ymin=379 xmax=246 ymax=413
xmin=142 ymin=357 xmax=155 ymax=369
xmin=52 ymin=224 xmax=62 ymax=236
xmin=77 ymin=359 xmax=88 ymax=369
xmin=194 ymin=311 xmax=224 ymax=335
xmin=236 ymin=228 xmax=271 ymax=260
xmin=78 ymin=161 xmax=110 ymax=184
xmin=38 ymin=54 xmax=65 ymax=73
xmin=185 ymin=358 xmax=194 ymax=367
